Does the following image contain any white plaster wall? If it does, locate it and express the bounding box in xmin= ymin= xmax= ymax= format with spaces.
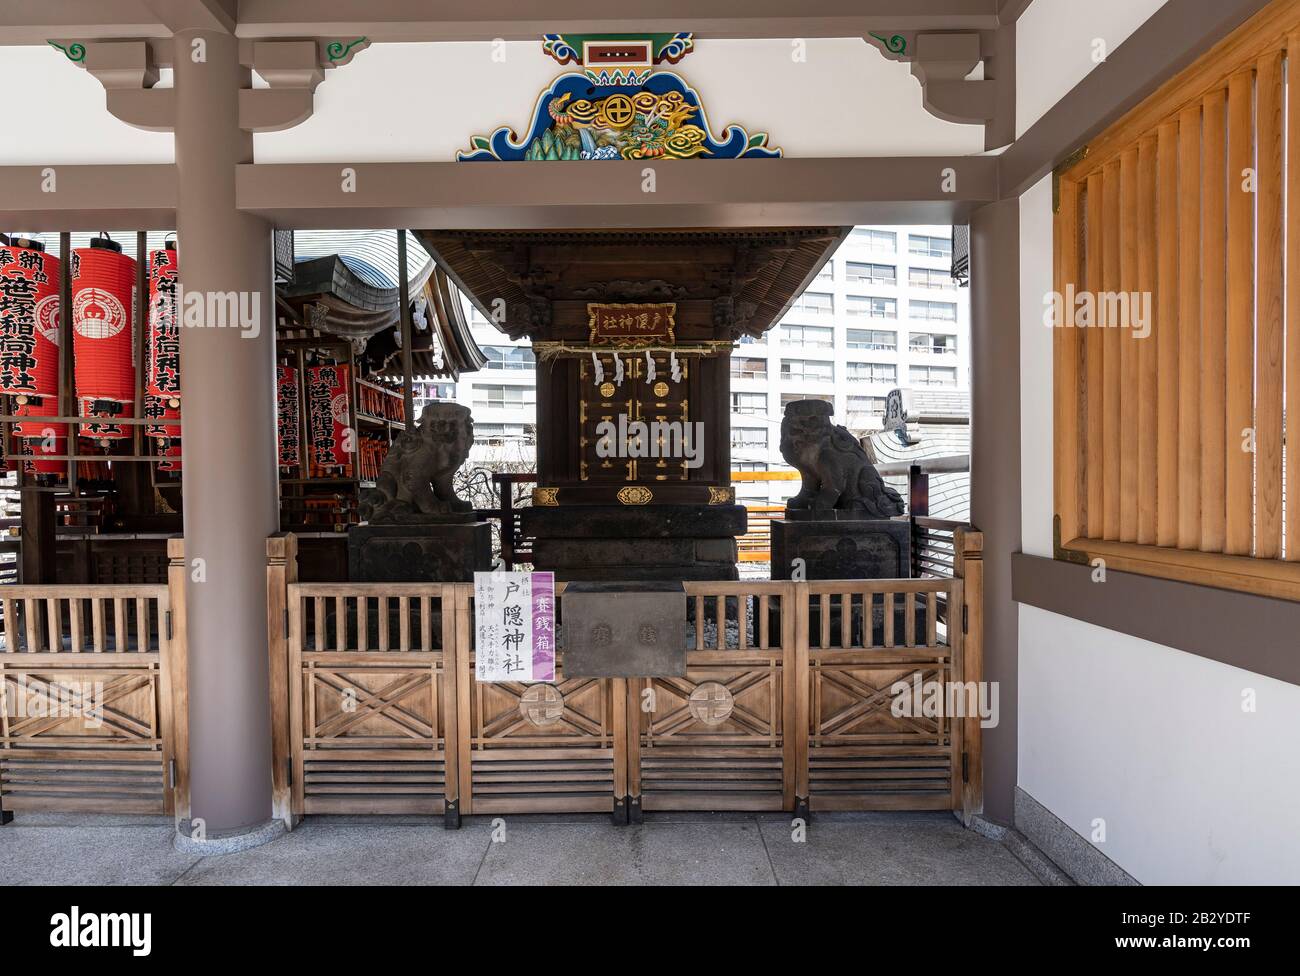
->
xmin=1019 ymin=174 xmax=1054 ymax=558
xmin=1016 ymin=0 xmax=1169 ymax=138
xmin=1018 ymin=605 xmax=1300 ymax=884
xmin=1017 ymin=163 xmax=1300 ymax=886
xmin=0 ymin=46 xmax=174 ymax=164
xmin=254 ymin=38 xmax=985 ymax=163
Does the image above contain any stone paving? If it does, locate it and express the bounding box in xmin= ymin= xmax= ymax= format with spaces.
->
xmin=0 ymin=810 xmax=1040 ymax=886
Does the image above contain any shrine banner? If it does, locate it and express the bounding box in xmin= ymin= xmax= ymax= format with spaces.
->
xmin=276 ymin=365 xmax=301 ymax=470
xmin=587 ymin=302 xmax=676 ymax=346
xmin=474 ymin=571 xmax=557 ymax=682
xmin=306 ymin=364 xmax=351 ymax=475
xmin=146 ymin=246 xmax=180 ymax=403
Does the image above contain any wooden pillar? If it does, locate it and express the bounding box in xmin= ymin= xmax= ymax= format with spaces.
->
xmin=266 ymin=533 xmax=298 ymax=830
xmin=954 ymin=528 xmax=984 ymax=825
xmin=174 ymin=28 xmax=278 ymax=836
xmin=969 ymin=197 xmax=1020 ymax=826
xmin=19 ymin=488 xmax=55 ymax=584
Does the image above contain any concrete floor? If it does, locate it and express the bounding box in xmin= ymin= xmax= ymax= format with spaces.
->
xmin=0 ymin=810 xmax=1040 ymax=885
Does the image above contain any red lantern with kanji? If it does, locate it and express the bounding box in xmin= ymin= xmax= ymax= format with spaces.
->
xmin=0 ymin=238 xmax=65 ymax=459
xmin=73 ymin=235 xmax=137 ymax=439
xmin=307 ymin=363 xmax=352 ymax=478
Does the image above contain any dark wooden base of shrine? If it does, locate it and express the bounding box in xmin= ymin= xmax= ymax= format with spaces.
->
xmin=521 ymin=504 xmax=746 ymax=582
xmin=770 ymin=517 xmax=910 ymax=581
xmin=348 ymin=520 xmax=492 ymax=583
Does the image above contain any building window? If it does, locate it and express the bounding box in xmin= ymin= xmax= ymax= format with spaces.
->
xmin=847 ymin=395 xmax=887 ymax=417
xmin=473 ymin=423 xmax=534 ymax=445
xmin=911 ymin=299 xmax=958 ymax=322
xmin=908 ymin=267 xmax=954 ymax=290
xmin=909 ymin=333 xmax=958 ymax=355
xmin=731 ymin=391 xmax=767 ymax=415
xmin=415 ymin=381 xmax=456 ymax=400
xmin=788 ymin=291 xmax=834 ymax=316
xmin=851 ymin=228 xmax=896 ymax=253
xmin=780 ymin=323 xmax=834 ymax=348
xmin=482 ymin=345 xmax=536 ymax=370
xmin=731 ymin=356 xmax=768 ymax=381
xmin=815 ymin=263 xmax=834 ymax=282
xmin=909 ymin=365 xmax=957 ymax=387
xmin=845 ymin=261 xmax=896 ymax=286
xmin=731 ymin=428 xmax=769 ymax=449
xmin=781 ymin=393 xmax=834 ymax=408
xmin=780 ymin=359 xmax=834 ymax=383
xmin=733 ymin=461 xmax=769 ymax=472
xmin=846 ymin=295 xmax=897 ymax=319
xmin=471 ymin=384 xmax=536 ymax=409
xmin=846 ymin=362 xmax=896 ymax=384
xmin=846 ymin=328 xmax=897 ymax=351
xmin=909 ymin=234 xmax=953 ymax=259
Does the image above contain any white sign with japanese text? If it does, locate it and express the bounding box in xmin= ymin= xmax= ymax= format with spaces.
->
xmin=473 ymin=571 xmax=556 ymax=682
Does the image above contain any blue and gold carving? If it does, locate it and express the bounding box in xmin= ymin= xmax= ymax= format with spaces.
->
xmin=459 ymin=33 xmax=779 ymax=162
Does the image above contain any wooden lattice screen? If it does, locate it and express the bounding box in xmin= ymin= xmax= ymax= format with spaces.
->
xmin=1055 ymin=0 xmax=1300 ymax=599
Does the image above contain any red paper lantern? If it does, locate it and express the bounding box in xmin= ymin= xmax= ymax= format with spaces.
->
xmin=73 ymin=236 xmax=137 ymax=439
xmin=0 ymin=238 xmax=65 ymax=452
xmin=277 ymin=365 xmax=301 ymax=473
xmin=7 ymin=397 xmax=67 ymax=475
xmin=306 ymin=363 xmax=352 ymax=477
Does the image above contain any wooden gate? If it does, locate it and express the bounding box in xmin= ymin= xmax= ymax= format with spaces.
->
xmin=279 ymin=575 xmax=459 ymax=821
xmin=0 ymin=540 xmax=190 ymax=817
xmin=805 ymin=579 xmax=966 ymax=811
xmin=629 ymin=582 xmax=798 ymax=816
xmin=455 ymin=584 xmax=627 ymax=817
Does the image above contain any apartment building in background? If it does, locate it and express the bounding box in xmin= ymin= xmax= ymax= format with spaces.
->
xmin=426 ymin=226 xmax=970 ymax=507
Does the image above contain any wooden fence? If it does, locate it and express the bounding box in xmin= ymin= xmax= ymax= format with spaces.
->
xmin=267 ymin=529 xmax=984 ymax=827
xmin=0 ymin=539 xmax=190 ymax=819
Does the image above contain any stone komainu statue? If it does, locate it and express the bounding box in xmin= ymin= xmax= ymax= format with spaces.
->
xmin=361 ymin=402 xmax=475 ymax=523
xmin=779 ymin=399 xmax=905 ymax=518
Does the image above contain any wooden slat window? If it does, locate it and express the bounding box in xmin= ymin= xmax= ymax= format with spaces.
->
xmin=1054 ymin=0 xmax=1300 ymax=600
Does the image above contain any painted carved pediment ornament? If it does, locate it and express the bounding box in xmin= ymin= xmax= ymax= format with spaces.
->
xmin=458 ymin=33 xmax=780 ymax=162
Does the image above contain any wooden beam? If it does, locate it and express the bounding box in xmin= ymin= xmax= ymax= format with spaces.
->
xmin=0 ymin=165 xmax=176 ymax=230
xmin=141 ymin=0 xmax=237 ymax=34
xmin=235 ymin=158 xmax=999 ymax=230
xmin=233 ymin=0 xmax=1000 ymax=42
xmin=0 ymin=1 xmax=164 ymax=44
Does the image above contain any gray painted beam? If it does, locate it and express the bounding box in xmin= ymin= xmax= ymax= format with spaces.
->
xmin=0 ymin=164 xmax=177 ymax=230
xmin=1013 ymin=553 xmax=1300 ymax=688
xmin=0 ymin=1 xmax=164 ymax=44
xmin=234 ymin=0 xmax=1001 ymax=42
xmin=234 ymin=158 xmax=999 ymax=230
xmin=141 ymin=0 xmax=238 ymax=34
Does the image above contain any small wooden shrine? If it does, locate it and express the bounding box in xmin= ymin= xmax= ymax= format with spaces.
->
xmin=419 ymin=228 xmax=848 ymax=580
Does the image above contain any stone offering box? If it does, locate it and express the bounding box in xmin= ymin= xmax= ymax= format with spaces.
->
xmin=561 ymin=581 xmax=687 ymax=678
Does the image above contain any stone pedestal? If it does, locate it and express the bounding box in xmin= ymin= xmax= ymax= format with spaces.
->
xmin=348 ymin=521 xmax=492 ymax=582
xmin=770 ymin=517 xmax=910 ymax=581
xmin=771 ymin=517 xmax=917 ymax=647
xmin=521 ymin=504 xmax=745 ymax=581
